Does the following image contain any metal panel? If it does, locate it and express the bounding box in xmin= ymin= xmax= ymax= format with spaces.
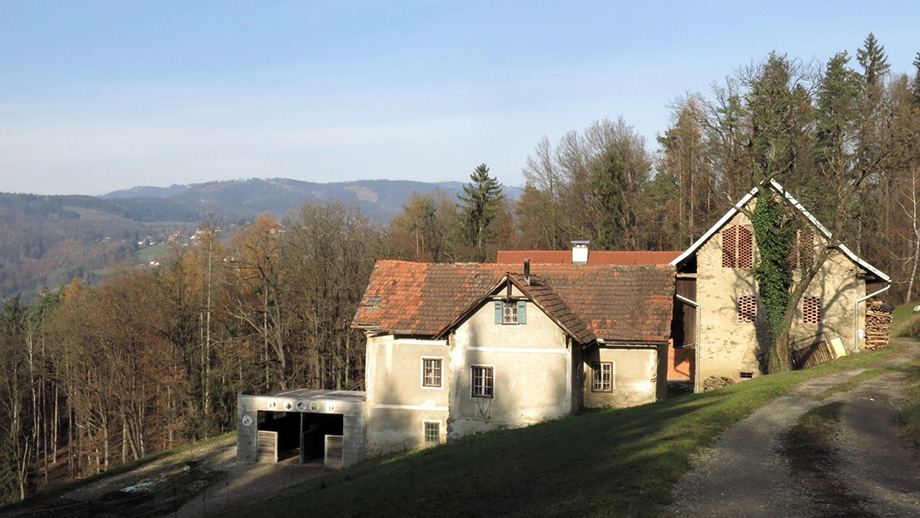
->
xmin=325 ymin=435 xmax=344 ymax=469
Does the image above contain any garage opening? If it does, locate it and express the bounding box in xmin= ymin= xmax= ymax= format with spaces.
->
xmin=256 ymin=411 xmax=344 ymax=465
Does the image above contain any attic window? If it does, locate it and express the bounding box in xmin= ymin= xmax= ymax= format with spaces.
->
xmin=494 ymin=300 xmax=527 ymax=325
xmin=722 ymin=225 xmax=753 ymax=269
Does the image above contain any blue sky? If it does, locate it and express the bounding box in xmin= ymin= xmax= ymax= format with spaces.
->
xmin=1 ymin=1 xmax=918 ymax=195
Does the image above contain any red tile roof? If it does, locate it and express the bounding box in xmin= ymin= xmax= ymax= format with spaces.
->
xmin=496 ymin=250 xmax=682 ymax=265
xmin=354 ymin=260 xmax=675 ymax=344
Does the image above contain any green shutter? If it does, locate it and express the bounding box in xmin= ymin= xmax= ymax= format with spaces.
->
xmin=494 ymin=301 xmax=502 ymax=324
xmin=517 ymin=300 xmax=527 ymax=324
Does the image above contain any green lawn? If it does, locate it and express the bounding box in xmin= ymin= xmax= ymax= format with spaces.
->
xmin=216 ymin=346 xmax=900 ymax=518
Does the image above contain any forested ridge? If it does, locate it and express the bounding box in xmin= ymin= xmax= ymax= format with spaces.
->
xmin=4 ymin=35 xmax=920 ymax=504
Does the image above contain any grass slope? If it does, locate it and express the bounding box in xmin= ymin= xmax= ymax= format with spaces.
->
xmin=216 ymin=347 xmax=898 ymax=518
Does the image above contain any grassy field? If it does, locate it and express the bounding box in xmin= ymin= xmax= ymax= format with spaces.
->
xmin=216 ymin=346 xmax=900 ymax=518
xmin=891 ymin=300 xmax=920 ymax=338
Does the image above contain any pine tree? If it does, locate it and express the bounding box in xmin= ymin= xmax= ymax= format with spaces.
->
xmin=857 ymin=33 xmax=890 ymax=88
xmin=457 ymin=164 xmax=505 ymax=262
xmin=912 ymin=52 xmax=920 ymax=108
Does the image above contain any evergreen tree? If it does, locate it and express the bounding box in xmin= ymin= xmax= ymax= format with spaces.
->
xmin=857 ymin=32 xmax=890 ymax=88
xmin=912 ymin=52 xmax=920 ymax=108
xmin=589 ymin=148 xmax=628 ymax=250
xmin=815 ymin=51 xmax=862 ymax=168
xmin=457 ymin=164 xmax=505 ymax=262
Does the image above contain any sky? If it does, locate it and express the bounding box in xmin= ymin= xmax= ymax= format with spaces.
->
xmin=1 ymin=1 xmax=918 ymax=196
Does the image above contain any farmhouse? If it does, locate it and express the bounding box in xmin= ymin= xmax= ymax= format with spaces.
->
xmin=669 ymin=180 xmax=891 ymax=390
xmin=236 ymin=181 xmax=892 ymax=466
xmin=353 ymin=260 xmax=675 ymax=455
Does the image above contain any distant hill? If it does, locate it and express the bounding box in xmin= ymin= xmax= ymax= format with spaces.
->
xmin=102 ymin=178 xmax=521 ymax=222
xmin=0 ymin=178 xmax=522 ymax=301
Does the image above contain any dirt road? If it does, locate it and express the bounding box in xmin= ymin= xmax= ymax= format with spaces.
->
xmin=663 ymin=338 xmax=920 ymax=518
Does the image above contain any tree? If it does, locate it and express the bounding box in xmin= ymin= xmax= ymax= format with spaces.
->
xmin=0 ymin=297 xmax=34 ymax=503
xmin=517 ymin=136 xmax=567 ymax=249
xmin=457 ymin=164 xmax=505 ymax=261
xmin=589 ymin=147 xmax=628 ymax=250
xmin=388 ymin=191 xmax=455 ymax=262
xmin=657 ymin=95 xmax=717 ymax=247
xmin=912 ymin=52 xmax=920 ymax=108
xmin=857 ymin=33 xmax=890 ymax=89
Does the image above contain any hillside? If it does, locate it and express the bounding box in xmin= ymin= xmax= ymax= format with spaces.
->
xmin=101 ymin=178 xmax=520 ymax=222
xmin=2 ymin=343 xmax=906 ymax=518
xmin=1 ymin=178 xmax=520 ymax=301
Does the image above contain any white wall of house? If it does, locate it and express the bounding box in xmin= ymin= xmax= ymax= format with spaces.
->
xmin=583 ymin=346 xmax=661 ymax=408
xmin=447 ymin=297 xmax=572 ymax=439
xmin=364 ymin=336 xmax=449 ymax=456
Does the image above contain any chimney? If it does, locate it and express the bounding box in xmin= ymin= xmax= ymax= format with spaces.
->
xmin=523 ymin=259 xmax=531 ymax=285
xmin=571 ymin=240 xmax=589 ymax=265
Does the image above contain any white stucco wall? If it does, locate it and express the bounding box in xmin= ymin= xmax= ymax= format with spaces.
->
xmin=364 ymin=336 xmax=449 ymax=456
xmin=583 ymin=346 xmax=660 ymax=408
xmin=447 ymin=297 xmax=573 ymax=439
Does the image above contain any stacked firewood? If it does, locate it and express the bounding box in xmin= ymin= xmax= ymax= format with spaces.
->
xmin=865 ymin=299 xmax=893 ymax=350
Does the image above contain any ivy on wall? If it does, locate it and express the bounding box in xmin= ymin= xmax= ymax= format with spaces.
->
xmin=751 ymin=192 xmax=795 ymax=369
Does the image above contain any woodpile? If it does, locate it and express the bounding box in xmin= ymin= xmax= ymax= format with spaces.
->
xmin=865 ymin=299 xmax=893 ymax=350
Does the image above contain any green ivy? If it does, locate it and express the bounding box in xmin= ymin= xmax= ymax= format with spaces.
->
xmin=752 ymin=192 xmax=794 ymax=367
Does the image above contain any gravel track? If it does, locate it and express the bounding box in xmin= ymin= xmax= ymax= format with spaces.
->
xmin=663 ymin=338 xmax=920 ymax=518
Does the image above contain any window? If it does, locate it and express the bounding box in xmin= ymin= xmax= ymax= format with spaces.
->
xmin=722 ymin=225 xmax=753 ymax=269
xmin=494 ymin=300 xmax=527 ymax=325
xmin=738 ymin=295 xmax=757 ymax=323
xmin=424 ymin=421 xmax=440 ymax=444
xmin=422 ymin=358 xmax=442 ymax=388
xmin=471 ymin=365 xmax=494 ymax=398
xmin=803 ymin=296 xmax=821 ymax=324
xmin=789 ymin=230 xmax=814 ymax=269
xmin=591 ymin=362 xmax=613 ymax=392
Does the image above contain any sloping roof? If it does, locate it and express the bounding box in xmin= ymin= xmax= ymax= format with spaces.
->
xmin=354 ymin=260 xmax=676 ymax=344
xmin=669 ymin=180 xmax=890 ymax=282
xmin=496 ymin=250 xmax=681 ymax=265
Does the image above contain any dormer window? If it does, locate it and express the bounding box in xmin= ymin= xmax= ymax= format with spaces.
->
xmin=494 ymin=300 xmax=527 ymax=325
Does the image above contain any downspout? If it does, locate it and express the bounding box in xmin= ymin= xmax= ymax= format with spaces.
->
xmin=675 ymin=294 xmax=702 ymax=393
xmin=854 ymin=283 xmax=890 ymax=352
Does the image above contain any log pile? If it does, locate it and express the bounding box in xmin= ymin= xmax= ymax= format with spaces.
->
xmin=865 ymin=299 xmax=893 ymax=350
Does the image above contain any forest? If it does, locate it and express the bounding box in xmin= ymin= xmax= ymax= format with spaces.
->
xmin=3 ymin=34 xmax=920 ymax=504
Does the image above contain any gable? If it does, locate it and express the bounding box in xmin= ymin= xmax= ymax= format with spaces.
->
xmin=670 ymin=181 xmax=889 ymax=282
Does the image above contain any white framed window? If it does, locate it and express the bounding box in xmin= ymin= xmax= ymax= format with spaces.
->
xmin=421 ymin=357 xmax=442 ymax=388
xmin=424 ymin=421 xmax=440 ymax=444
xmin=471 ymin=365 xmax=494 ymax=398
xmin=591 ymin=362 xmax=613 ymax=392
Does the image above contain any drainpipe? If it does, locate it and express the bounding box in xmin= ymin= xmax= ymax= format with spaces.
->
xmin=854 ymin=283 xmax=890 ymax=353
xmin=675 ymin=294 xmax=702 ymax=393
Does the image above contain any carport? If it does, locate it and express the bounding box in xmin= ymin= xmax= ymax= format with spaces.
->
xmin=236 ymin=389 xmax=365 ymax=469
